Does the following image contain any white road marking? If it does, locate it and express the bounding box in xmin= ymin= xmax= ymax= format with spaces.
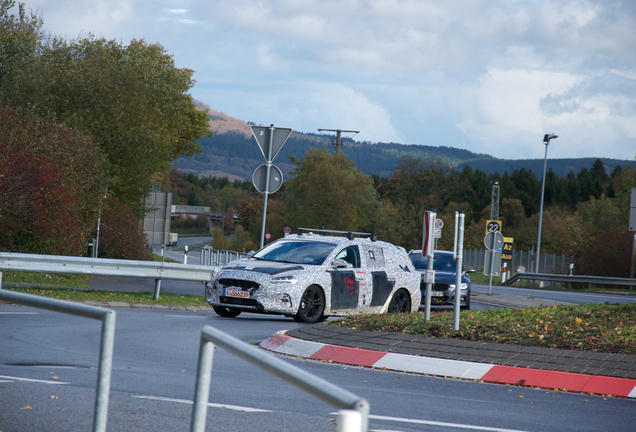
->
xmin=368 ymin=414 xmax=530 ymax=432
xmin=133 ymin=395 xmax=272 ymax=412
xmin=0 ymin=375 xmax=69 ymax=385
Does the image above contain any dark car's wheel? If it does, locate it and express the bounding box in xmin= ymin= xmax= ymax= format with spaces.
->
xmin=461 ymin=289 xmax=471 ymax=311
xmin=388 ymin=289 xmax=411 ymax=313
xmin=294 ymin=285 xmax=325 ymax=323
xmin=213 ymin=305 xmax=242 ymax=318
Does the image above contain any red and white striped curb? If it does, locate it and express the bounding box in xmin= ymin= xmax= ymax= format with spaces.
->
xmin=260 ymin=331 xmax=636 ymax=399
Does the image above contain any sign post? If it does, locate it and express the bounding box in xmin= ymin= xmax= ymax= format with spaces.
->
xmin=453 ymin=212 xmax=465 ymax=331
xmin=251 ymin=125 xmax=292 ymax=249
xmin=630 ymin=188 xmax=636 ymax=289
xmin=422 ymin=211 xmax=436 ymax=321
xmin=484 ymin=230 xmax=504 ymax=295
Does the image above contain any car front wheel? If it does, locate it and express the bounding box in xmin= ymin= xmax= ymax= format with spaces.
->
xmin=388 ymin=289 xmax=411 ymax=313
xmin=294 ymin=285 xmax=325 ymax=323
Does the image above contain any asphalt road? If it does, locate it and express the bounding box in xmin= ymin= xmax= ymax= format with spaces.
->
xmin=2 ymin=303 xmax=635 ymax=431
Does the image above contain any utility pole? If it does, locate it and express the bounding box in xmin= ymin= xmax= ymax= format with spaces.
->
xmin=317 ymin=128 xmax=359 ymax=153
xmin=490 ymin=181 xmax=500 ymax=220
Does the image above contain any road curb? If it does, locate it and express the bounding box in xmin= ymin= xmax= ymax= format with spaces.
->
xmin=260 ymin=331 xmax=636 ymax=399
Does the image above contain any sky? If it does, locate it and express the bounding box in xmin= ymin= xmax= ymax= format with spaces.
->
xmin=18 ymin=0 xmax=636 ymax=161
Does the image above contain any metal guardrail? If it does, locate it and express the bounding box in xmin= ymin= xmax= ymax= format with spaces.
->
xmin=0 ymin=252 xmax=215 ymax=299
xmin=504 ymin=272 xmax=636 ymax=289
xmin=200 ymin=247 xmax=248 ymax=267
xmin=0 ymin=289 xmax=116 ymax=432
xmin=191 ymin=326 xmax=370 ymax=432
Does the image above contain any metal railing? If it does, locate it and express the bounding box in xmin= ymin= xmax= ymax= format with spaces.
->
xmin=0 ymin=289 xmax=116 ymax=432
xmin=504 ymin=272 xmax=636 ymax=289
xmin=200 ymin=247 xmax=248 ymax=267
xmin=191 ymin=326 xmax=370 ymax=432
xmin=463 ymin=249 xmax=578 ymax=274
xmin=0 ymin=252 xmax=215 ymax=300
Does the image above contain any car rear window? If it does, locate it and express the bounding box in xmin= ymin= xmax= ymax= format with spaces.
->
xmin=409 ymin=253 xmax=461 ymax=272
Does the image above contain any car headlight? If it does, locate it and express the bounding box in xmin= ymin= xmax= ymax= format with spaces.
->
xmin=271 ymin=275 xmax=298 ymax=284
xmin=449 ymin=283 xmax=468 ymax=290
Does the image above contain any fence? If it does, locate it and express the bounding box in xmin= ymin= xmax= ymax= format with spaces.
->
xmin=191 ymin=325 xmax=369 ymax=432
xmin=0 ymin=289 xmax=116 ymax=432
xmin=200 ymin=247 xmax=248 ymax=267
xmin=463 ymin=249 xmax=579 ymax=275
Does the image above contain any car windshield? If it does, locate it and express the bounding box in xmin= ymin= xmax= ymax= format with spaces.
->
xmin=410 ymin=253 xmax=460 ymax=272
xmin=253 ymin=240 xmax=337 ymax=265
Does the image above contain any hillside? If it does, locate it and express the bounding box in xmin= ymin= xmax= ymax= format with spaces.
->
xmin=176 ymin=106 xmax=636 ymax=180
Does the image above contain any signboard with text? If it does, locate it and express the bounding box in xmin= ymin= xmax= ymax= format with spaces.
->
xmin=502 ymin=237 xmax=514 ymax=262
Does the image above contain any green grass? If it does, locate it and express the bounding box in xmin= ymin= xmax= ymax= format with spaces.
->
xmin=3 ymin=286 xmax=208 ymax=307
xmin=1 ymin=272 xmax=92 ymax=289
xmin=329 ymin=303 xmax=636 ymax=354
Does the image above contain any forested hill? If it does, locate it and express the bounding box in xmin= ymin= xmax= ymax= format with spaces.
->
xmin=174 ymin=110 xmax=636 ymax=180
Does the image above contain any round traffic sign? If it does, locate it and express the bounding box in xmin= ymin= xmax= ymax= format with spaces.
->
xmin=252 ymin=164 xmax=283 ymax=194
xmin=484 ymin=231 xmax=504 ymax=251
xmin=265 ymin=233 xmax=271 ymax=239
xmin=284 ymin=227 xmax=291 ymax=234
xmin=435 ymin=219 xmax=443 ymax=230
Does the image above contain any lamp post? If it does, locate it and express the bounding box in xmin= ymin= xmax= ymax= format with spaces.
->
xmin=535 ymin=133 xmax=558 ymax=274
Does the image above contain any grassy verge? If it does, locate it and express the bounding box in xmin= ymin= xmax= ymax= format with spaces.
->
xmin=3 ymin=287 xmax=208 ymax=307
xmin=330 ymin=303 xmax=636 ymax=354
xmin=1 ymin=272 xmax=92 ymax=289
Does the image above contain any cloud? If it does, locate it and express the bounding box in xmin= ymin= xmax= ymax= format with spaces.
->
xmin=16 ymin=0 xmax=636 ymax=160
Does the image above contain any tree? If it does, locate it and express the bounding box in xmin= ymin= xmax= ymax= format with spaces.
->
xmin=0 ymin=106 xmax=108 ymax=255
xmin=5 ymin=35 xmax=211 ymax=214
xmin=378 ymin=156 xmax=450 ymax=244
xmin=576 ymin=196 xmax=631 ymax=277
xmin=0 ymin=0 xmax=43 ymax=100
xmin=282 ymin=147 xmax=380 ymax=232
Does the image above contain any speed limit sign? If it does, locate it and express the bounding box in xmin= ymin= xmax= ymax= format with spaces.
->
xmin=485 ymin=220 xmax=502 ymax=234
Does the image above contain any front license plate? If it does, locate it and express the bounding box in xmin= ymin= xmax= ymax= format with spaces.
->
xmin=223 ymin=289 xmax=250 ymax=299
xmin=431 ymin=291 xmax=444 ymax=297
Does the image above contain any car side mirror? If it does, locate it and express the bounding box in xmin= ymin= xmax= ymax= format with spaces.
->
xmin=247 ymin=250 xmax=255 ymax=259
xmin=465 ymin=266 xmax=476 ymax=274
xmin=331 ymin=259 xmax=348 ymax=269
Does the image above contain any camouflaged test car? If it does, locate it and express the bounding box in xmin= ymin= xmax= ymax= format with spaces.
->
xmin=206 ymin=228 xmax=422 ymax=323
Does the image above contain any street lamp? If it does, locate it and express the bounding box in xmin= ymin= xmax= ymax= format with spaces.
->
xmin=535 ymin=133 xmax=558 ymax=273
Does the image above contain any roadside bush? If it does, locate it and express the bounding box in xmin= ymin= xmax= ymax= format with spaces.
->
xmin=97 ymin=197 xmax=149 ymax=260
xmin=0 ymin=106 xmax=108 ymax=255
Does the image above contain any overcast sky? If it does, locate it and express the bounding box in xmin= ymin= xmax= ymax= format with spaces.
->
xmin=19 ymin=0 xmax=636 ymax=161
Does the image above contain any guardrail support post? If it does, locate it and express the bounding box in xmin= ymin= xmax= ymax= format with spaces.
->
xmin=153 ymin=279 xmax=161 ymax=300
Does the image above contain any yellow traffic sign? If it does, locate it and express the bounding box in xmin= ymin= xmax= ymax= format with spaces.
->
xmin=485 ymin=220 xmax=502 ymax=234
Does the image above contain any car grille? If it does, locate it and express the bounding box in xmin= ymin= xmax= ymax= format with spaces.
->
xmin=220 ymin=297 xmax=260 ymax=307
xmin=420 ymin=283 xmax=450 ymax=291
xmin=218 ymin=278 xmax=260 ymax=290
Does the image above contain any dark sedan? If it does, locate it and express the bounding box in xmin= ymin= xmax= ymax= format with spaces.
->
xmin=409 ymin=250 xmax=475 ymax=310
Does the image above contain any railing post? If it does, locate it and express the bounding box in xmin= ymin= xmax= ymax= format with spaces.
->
xmin=336 ymin=410 xmax=362 ymax=432
xmin=190 ymin=337 xmax=215 ymax=432
xmin=93 ymin=309 xmax=116 ymax=432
